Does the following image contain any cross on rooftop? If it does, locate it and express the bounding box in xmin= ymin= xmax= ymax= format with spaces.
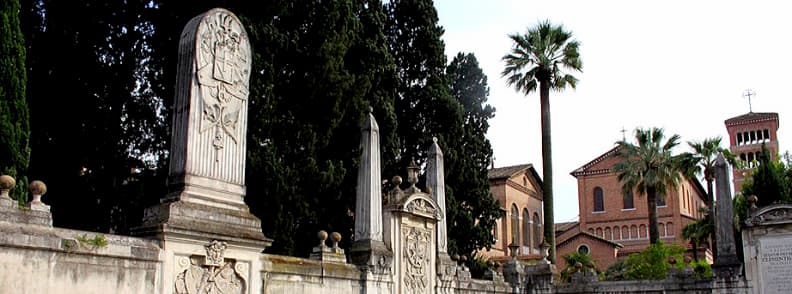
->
xmin=743 ymin=89 xmax=755 ymax=113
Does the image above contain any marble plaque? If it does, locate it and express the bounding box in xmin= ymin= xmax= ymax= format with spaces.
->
xmin=759 ymin=235 xmax=792 ymax=294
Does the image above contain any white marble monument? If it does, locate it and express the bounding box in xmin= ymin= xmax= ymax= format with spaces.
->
xmin=133 ymin=8 xmax=269 ymax=294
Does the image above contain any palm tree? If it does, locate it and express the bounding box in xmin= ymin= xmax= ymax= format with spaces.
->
xmin=683 ymin=137 xmax=739 ymax=256
xmin=685 ymin=137 xmax=739 ymax=207
xmin=681 ymin=209 xmax=712 ymax=262
xmin=614 ymin=128 xmax=687 ymax=244
xmin=502 ymin=20 xmax=582 ymax=263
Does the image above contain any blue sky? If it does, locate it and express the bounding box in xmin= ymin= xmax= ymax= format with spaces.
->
xmin=435 ymin=0 xmax=792 ymax=222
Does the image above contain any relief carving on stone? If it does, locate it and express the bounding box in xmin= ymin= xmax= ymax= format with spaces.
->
xmin=405 ymin=198 xmax=437 ymax=219
xmin=174 ymin=240 xmax=247 ymax=294
xmin=197 ymin=10 xmax=250 ymax=162
xmin=747 ymin=205 xmax=792 ymax=226
xmin=403 ymin=226 xmax=431 ymax=293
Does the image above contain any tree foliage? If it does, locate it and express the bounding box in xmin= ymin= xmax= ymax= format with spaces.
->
xmin=741 ymin=145 xmax=792 ymax=206
xmin=614 ymin=128 xmax=689 ymax=244
xmin=15 ymin=0 xmax=499 ymax=258
xmin=21 ymin=0 xmax=168 ymax=232
xmin=0 ymin=0 xmax=31 ymax=204
xmin=445 ymin=52 xmax=502 ymax=255
xmin=501 ymin=20 xmax=582 ymax=262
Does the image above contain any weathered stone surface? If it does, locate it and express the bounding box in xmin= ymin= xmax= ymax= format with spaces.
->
xmin=713 ymin=153 xmax=742 ymax=278
xmin=167 ymin=7 xmax=251 ymax=209
xmin=0 ymin=220 xmax=161 ymax=294
xmin=743 ymin=203 xmax=792 ymax=294
xmin=355 ymin=108 xmax=384 ymax=243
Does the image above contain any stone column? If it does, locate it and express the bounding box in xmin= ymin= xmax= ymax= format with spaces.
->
xmin=426 ymin=137 xmax=457 ymax=286
xmin=713 ymin=153 xmax=742 ymax=279
xmin=350 ymin=109 xmax=393 ymax=280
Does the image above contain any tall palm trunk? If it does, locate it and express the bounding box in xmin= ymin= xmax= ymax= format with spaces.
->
xmin=538 ymin=74 xmax=555 ymax=263
xmin=647 ymin=186 xmax=660 ymax=244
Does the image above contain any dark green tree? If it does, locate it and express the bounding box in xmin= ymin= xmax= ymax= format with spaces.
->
xmin=385 ymin=0 xmax=455 ymax=170
xmin=0 ymin=0 xmax=31 ymax=204
xmin=445 ymin=52 xmax=502 ymax=255
xmin=614 ymin=128 xmax=688 ymax=244
xmin=741 ymin=145 xmax=791 ymax=207
xmin=502 ymin=20 xmax=582 ymax=262
xmin=242 ymin=0 xmax=400 ymax=256
xmin=22 ymin=0 xmax=168 ymax=233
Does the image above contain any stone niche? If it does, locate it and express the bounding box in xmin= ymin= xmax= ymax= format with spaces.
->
xmin=384 ymin=184 xmax=442 ymax=294
xmin=743 ymin=204 xmax=792 ymax=294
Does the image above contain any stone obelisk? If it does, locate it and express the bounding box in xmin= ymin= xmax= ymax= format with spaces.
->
xmin=134 ymin=8 xmax=269 ymax=294
xmin=350 ymin=108 xmax=393 ymax=281
xmin=712 ymin=153 xmax=742 ymax=279
xmin=426 ymin=137 xmax=457 ymax=288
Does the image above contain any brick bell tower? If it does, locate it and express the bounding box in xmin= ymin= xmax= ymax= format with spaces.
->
xmin=724 ymin=111 xmax=780 ymax=194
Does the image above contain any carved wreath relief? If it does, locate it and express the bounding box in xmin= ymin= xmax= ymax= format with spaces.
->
xmin=197 ymin=10 xmax=250 ymax=162
xmin=403 ymin=226 xmax=431 ymax=293
xmin=175 ymin=240 xmax=246 ymax=294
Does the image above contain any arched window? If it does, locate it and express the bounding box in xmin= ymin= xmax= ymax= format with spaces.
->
xmin=737 ymin=132 xmax=743 ymax=145
xmin=533 ymin=212 xmax=542 ymax=249
xmin=667 ymin=222 xmax=674 ymax=236
xmin=522 ymin=208 xmax=530 ymax=247
xmin=511 ymin=204 xmax=520 ymax=245
xmin=631 ymin=225 xmax=638 ymax=239
xmin=596 ymin=227 xmax=603 ymax=237
xmin=493 ymin=220 xmax=499 ymax=243
xmin=639 ymin=224 xmax=646 ymax=239
xmin=623 ymin=191 xmax=634 ymax=209
xmin=659 ymin=223 xmax=666 ymax=236
xmin=593 ymin=187 xmax=604 ymax=212
xmin=764 ymin=129 xmax=770 ymax=142
xmin=614 ymin=226 xmax=621 ymax=240
xmin=657 ymin=196 xmax=666 ymax=207
xmin=605 ymin=227 xmax=612 ymax=240
xmin=622 ymin=225 xmax=629 ymax=239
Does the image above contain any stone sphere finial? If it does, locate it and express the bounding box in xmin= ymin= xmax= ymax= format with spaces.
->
xmin=317 ymin=230 xmax=328 ymax=247
xmin=29 ymin=180 xmax=47 ymax=196
xmin=460 ymin=255 xmax=468 ymax=262
xmin=451 ymin=254 xmax=459 ymax=261
xmin=668 ymin=256 xmax=677 ymax=265
xmin=424 ymin=187 xmax=433 ymax=195
xmin=330 ymin=232 xmax=342 ymax=244
xmin=29 ymin=180 xmax=47 ymax=205
xmin=574 ymin=262 xmax=583 ymax=270
xmin=747 ymin=195 xmax=758 ymax=204
xmin=432 ymin=136 xmax=438 ymax=143
xmin=0 ymin=175 xmax=16 ymax=190
xmin=683 ymin=255 xmax=692 ymax=264
xmin=0 ymin=175 xmax=15 ymax=200
xmin=392 ymin=175 xmax=402 ymax=186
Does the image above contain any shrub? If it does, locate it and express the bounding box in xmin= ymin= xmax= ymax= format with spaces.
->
xmin=624 ymin=243 xmax=685 ymax=280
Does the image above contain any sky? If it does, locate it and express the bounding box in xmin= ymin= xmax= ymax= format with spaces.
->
xmin=434 ymin=0 xmax=792 ymax=223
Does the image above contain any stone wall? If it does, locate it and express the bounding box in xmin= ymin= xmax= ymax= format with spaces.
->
xmin=0 ymin=219 xmax=161 ymax=294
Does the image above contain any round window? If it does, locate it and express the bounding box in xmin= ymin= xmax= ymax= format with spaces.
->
xmin=577 ymin=244 xmax=590 ymax=255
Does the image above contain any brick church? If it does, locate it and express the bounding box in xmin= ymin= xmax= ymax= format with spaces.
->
xmin=485 ymin=111 xmax=780 ymax=271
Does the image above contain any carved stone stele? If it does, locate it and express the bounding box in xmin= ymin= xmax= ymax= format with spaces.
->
xmin=167 ymin=7 xmax=251 ymax=210
xmin=133 ymin=8 xmax=270 ymax=250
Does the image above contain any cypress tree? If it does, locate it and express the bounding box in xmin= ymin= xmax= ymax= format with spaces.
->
xmin=446 ymin=52 xmax=502 ymax=255
xmin=0 ymin=0 xmax=31 ymax=204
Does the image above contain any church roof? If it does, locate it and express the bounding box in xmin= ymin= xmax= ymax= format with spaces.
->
xmin=570 ymin=146 xmax=620 ymax=177
xmin=724 ymin=112 xmax=779 ymax=127
xmin=488 ymin=164 xmax=543 ymax=186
